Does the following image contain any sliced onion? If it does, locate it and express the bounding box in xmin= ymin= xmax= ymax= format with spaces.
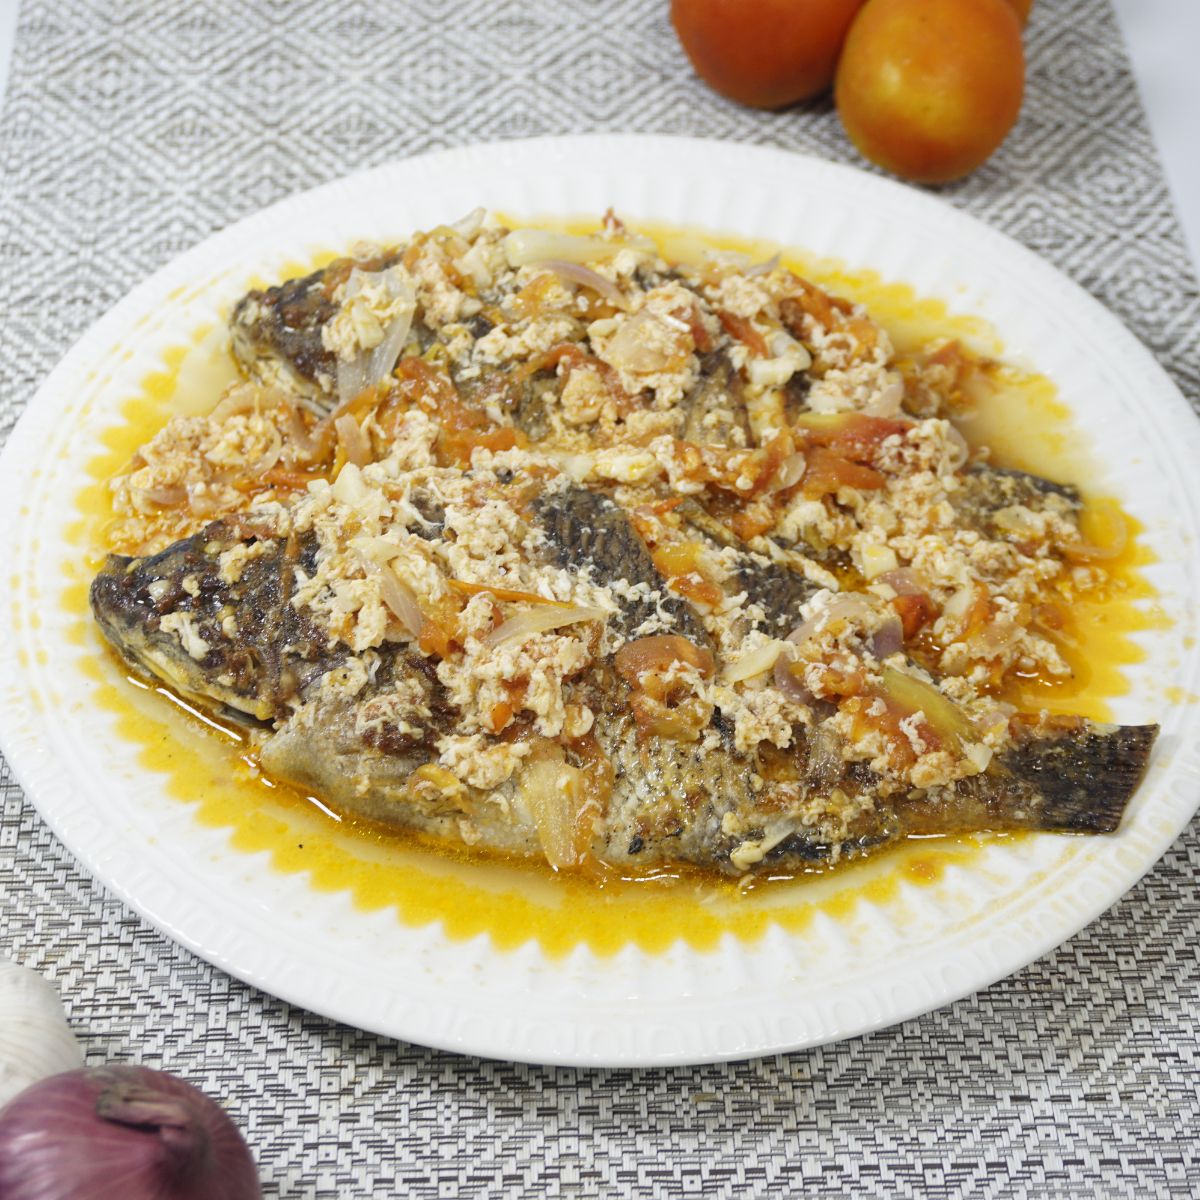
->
xmin=745 ymin=252 xmax=781 ymax=278
xmin=877 ymin=568 xmax=929 ymax=597
xmin=139 ymin=484 xmax=187 ymax=507
xmin=865 ymin=378 xmax=905 ymax=418
xmin=282 ymin=398 xmax=327 ymax=463
xmin=503 ymin=229 xmax=623 ymax=268
xmin=335 ymin=413 xmax=371 ymax=467
xmin=771 ymin=453 xmax=807 ymax=492
xmin=785 ymin=593 xmax=877 ymax=652
xmin=723 ymin=638 xmax=789 ymax=683
xmin=519 ymin=744 xmax=589 ymax=870
xmin=945 ymin=421 xmax=971 ymax=470
xmin=773 ymin=650 xmax=815 ymax=705
xmin=869 ymin=615 xmax=905 ymax=659
xmin=1064 ymin=502 xmax=1129 ymax=562
xmin=210 ymin=384 xmax=262 ymax=422
xmin=973 ymin=620 xmax=1020 ymax=656
xmin=879 ymin=665 xmax=975 ymax=752
xmin=604 ymin=309 xmax=689 ymax=374
xmin=806 ymin=725 xmax=846 ymax=788
xmin=539 ymin=260 xmax=630 ymax=310
xmin=212 ymin=422 xmax=282 ymax=484
xmin=451 ymin=206 xmax=486 ymax=240
xmin=379 ymin=565 xmax=425 ymax=638
xmin=334 ymin=268 xmax=416 ymax=409
xmin=484 ymin=604 xmax=606 ymax=648
xmin=185 ymin=484 xmax=225 ymax=516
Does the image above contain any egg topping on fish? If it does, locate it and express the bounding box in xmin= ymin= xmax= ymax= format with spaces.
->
xmin=90 ymin=210 xmax=1158 ymax=876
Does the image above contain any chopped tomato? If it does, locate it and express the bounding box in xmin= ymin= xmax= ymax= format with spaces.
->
xmin=668 ymin=573 xmax=725 ymax=610
xmin=795 ymin=411 xmax=909 ymax=458
xmin=448 ymin=579 xmax=568 ymax=606
xmin=729 ymin=500 xmax=777 ymax=541
xmin=652 ymin=541 xmax=703 ymax=576
xmin=489 ymin=701 xmax=514 ymax=733
xmin=687 ymin=303 xmax=715 ymax=353
xmin=615 ymin=635 xmax=715 ymax=690
xmin=717 ymin=310 xmax=769 ymax=357
xmin=801 ymin=446 xmax=884 ymax=496
xmin=892 ymin=592 xmax=938 ymax=639
xmin=418 ymin=617 xmax=454 ymax=659
xmin=780 ymin=280 xmax=854 ymax=333
xmin=652 ymin=543 xmax=726 ymax=610
xmin=513 ymin=271 xmax=562 ymax=317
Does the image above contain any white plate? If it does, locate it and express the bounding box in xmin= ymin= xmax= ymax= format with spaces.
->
xmin=2 ymin=135 xmax=1199 ymax=1067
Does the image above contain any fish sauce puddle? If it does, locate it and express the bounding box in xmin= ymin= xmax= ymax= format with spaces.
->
xmin=62 ymin=228 xmax=1164 ymax=959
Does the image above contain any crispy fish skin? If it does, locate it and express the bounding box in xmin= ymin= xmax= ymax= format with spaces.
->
xmin=231 ymin=266 xmax=340 ymax=399
xmin=90 ymin=520 xmax=338 ymax=723
xmin=681 ymin=351 xmax=752 ymax=447
xmin=231 ymin=252 xmax=401 ymax=402
xmin=730 ymin=556 xmax=821 ymax=635
xmin=676 ymin=498 xmax=820 ymax=635
xmin=250 ymin=653 xmax=562 ymax=853
xmin=533 ymin=484 xmax=711 ymax=645
xmin=954 ymin=464 xmax=1081 ymax=537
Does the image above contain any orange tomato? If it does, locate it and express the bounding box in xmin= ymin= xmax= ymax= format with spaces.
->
xmin=671 ymin=0 xmax=867 ymax=109
xmin=834 ymin=0 xmax=1025 ymax=183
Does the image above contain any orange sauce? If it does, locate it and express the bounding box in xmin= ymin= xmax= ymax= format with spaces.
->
xmin=59 ymin=222 xmax=1164 ymax=958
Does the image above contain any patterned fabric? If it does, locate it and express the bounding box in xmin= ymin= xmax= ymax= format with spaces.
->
xmin=2 ymin=1 xmax=1198 ymax=1195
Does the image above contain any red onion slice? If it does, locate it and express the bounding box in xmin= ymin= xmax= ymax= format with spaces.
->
xmin=869 ymin=615 xmax=905 ymax=659
xmin=773 ymin=650 xmax=815 ymax=705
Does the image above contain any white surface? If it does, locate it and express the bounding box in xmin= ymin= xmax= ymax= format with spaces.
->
xmin=0 ymin=135 xmax=1196 ymax=1068
xmin=1110 ymin=0 xmax=1200 ymax=271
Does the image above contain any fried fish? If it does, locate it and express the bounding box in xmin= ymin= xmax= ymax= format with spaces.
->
xmin=94 ymin=213 xmax=1159 ymax=877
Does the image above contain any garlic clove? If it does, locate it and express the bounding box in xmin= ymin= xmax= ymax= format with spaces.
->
xmin=0 ymin=960 xmax=85 ymax=1107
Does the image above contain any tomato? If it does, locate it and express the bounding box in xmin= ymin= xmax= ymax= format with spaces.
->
xmin=671 ymin=0 xmax=867 ymax=109
xmin=834 ymin=0 xmax=1025 ymax=183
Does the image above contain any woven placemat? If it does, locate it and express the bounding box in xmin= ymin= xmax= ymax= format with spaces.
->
xmin=1 ymin=1 xmax=1197 ymax=1195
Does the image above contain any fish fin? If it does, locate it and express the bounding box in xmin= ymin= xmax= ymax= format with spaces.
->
xmin=1000 ymin=722 xmax=1158 ymax=833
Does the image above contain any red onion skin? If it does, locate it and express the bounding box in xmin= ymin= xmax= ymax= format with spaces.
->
xmin=0 ymin=1065 xmax=261 ymax=1200
xmin=869 ymin=616 xmax=905 ymax=659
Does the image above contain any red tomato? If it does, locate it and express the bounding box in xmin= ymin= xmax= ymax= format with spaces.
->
xmin=671 ymin=0 xmax=867 ymax=109
xmin=834 ymin=0 xmax=1025 ymax=183
xmin=1006 ymin=0 xmax=1034 ymax=25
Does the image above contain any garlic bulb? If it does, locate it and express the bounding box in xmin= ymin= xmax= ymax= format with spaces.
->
xmin=0 ymin=959 xmax=84 ymax=1107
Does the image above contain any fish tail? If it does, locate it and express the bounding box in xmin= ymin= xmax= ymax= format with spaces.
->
xmin=1002 ymin=723 xmax=1159 ymax=833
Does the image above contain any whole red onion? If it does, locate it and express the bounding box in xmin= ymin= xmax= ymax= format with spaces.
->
xmin=0 ymin=1065 xmax=261 ymax=1200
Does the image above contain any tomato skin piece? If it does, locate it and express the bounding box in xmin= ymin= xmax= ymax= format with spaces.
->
xmin=893 ymin=592 xmax=939 ymax=639
xmin=801 ymin=446 xmax=885 ymax=497
xmin=671 ymin=0 xmax=867 ymax=109
xmin=834 ymin=0 xmax=1025 ymax=184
